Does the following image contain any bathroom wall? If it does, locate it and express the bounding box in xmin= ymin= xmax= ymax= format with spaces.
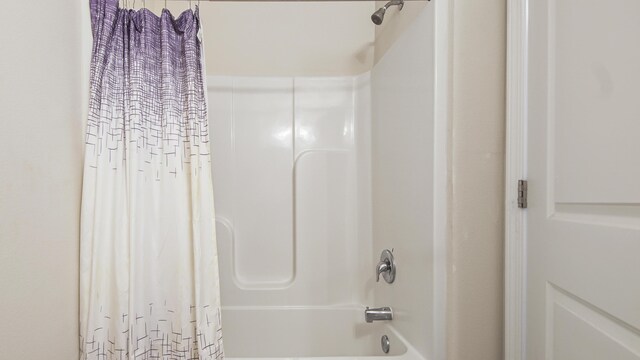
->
xmin=373 ymin=0 xmax=429 ymax=64
xmin=0 ymin=0 xmax=84 ymax=359
xmin=375 ymin=2 xmax=509 ymax=359
xmin=370 ymin=5 xmax=436 ymax=360
xmin=0 ymin=1 xmax=507 ymax=360
xmin=448 ymin=0 xmax=506 ymax=359
xmin=155 ymin=1 xmax=376 ymax=76
xmin=208 ymin=75 xmax=374 ymax=307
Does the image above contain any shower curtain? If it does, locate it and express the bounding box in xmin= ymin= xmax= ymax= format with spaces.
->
xmin=80 ymin=1 xmax=223 ymax=359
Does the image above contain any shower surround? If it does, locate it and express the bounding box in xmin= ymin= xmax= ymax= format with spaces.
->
xmin=208 ymin=74 xmax=400 ymax=358
xmin=207 ymin=3 xmax=442 ymax=359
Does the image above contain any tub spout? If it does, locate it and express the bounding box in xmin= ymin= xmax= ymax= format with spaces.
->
xmin=365 ymin=307 xmax=393 ymax=323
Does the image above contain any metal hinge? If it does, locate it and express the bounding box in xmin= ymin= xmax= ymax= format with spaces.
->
xmin=517 ymin=180 xmax=528 ymax=209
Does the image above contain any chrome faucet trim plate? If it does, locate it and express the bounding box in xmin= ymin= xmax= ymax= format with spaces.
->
xmin=376 ymin=249 xmax=396 ymax=284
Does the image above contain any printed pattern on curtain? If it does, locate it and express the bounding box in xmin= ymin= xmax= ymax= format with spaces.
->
xmin=80 ymin=1 xmax=223 ymax=359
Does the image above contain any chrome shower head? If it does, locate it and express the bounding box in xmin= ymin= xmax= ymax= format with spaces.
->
xmin=371 ymin=7 xmax=387 ymax=25
xmin=371 ymin=0 xmax=404 ymax=25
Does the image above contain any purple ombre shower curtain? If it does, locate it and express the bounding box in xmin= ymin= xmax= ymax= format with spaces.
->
xmin=80 ymin=1 xmax=223 ymax=359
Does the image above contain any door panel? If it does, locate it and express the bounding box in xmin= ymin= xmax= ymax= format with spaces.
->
xmin=527 ymin=0 xmax=640 ymax=359
xmin=549 ymin=284 xmax=640 ymax=360
xmin=552 ymin=0 xmax=640 ymax=204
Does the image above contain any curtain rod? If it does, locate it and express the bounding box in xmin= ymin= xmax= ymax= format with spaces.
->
xmin=163 ymin=0 xmax=427 ymax=2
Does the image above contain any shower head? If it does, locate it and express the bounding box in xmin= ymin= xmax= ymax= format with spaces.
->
xmin=371 ymin=7 xmax=386 ymax=25
xmin=371 ymin=0 xmax=404 ymax=25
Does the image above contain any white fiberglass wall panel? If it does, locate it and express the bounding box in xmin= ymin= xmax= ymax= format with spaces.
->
xmin=371 ymin=5 xmax=436 ymax=360
xmin=295 ymin=78 xmax=354 ymax=153
xmin=209 ymin=76 xmax=372 ymax=306
xmin=231 ymin=78 xmax=295 ymax=287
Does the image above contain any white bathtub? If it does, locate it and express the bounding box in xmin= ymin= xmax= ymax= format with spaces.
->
xmin=221 ymin=307 xmax=424 ymax=360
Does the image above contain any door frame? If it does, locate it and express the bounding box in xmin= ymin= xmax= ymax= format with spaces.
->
xmin=505 ymin=0 xmax=528 ymax=359
xmin=433 ymin=1 xmax=452 ymax=360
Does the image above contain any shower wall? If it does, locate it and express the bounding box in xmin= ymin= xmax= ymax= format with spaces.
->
xmin=204 ymin=4 xmax=444 ymax=359
xmin=208 ymin=75 xmax=374 ymax=306
xmin=373 ymin=0 xmax=429 ymax=63
xmin=159 ymin=1 xmax=376 ymax=76
xmin=371 ymin=5 xmax=438 ymax=360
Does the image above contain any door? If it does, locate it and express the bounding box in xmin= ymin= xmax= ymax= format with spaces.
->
xmin=526 ymin=0 xmax=640 ymax=359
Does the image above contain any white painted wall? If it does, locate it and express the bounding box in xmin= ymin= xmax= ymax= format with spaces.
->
xmin=370 ymin=5 xmax=436 ymax=360
xmin=208 ymin=75 xmax=373 ymax=307
xmin=373 ymin=0 xmax=429 ymax=64
xmin=152 ymin=0 xmax=376 ymax=76
xmin=0 ymin=1 xmax=84 ymax=359
xmin=448 ymin=0 xmax=506 ymax=359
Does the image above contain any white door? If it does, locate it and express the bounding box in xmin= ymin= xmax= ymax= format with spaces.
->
xmin=526 ymin=0 xmax=640 ymax=359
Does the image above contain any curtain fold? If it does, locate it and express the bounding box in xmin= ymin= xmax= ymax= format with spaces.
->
xmin=80 ymin=1 xmax=223 ymax=359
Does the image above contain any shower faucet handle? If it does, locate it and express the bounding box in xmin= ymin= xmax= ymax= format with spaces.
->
xmin=375 ymin=249 xmax=396 ymax=284
xmin=376 ymin=261 xmax=390 ymax=282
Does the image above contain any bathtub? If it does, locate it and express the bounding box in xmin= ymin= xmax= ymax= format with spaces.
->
xmin=221 ymin=306 xmax=424 ymax=360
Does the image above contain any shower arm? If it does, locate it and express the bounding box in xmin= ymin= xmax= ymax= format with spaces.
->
xmin=382 ymin=0 xmax=404 ymax=11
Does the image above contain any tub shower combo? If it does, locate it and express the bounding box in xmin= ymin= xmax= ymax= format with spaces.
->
xmin=208 ymin=2 xmax=441 ymax=359
xmin=79 ymin=0 xmax=442 ymax=356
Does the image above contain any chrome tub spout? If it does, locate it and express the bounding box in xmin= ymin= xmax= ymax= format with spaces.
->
xmin=364 ymin=307 xmax=393 ymax=323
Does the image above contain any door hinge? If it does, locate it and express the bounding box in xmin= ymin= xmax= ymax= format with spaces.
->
xmin=518 ymin=180 xmax=528 ymax=209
